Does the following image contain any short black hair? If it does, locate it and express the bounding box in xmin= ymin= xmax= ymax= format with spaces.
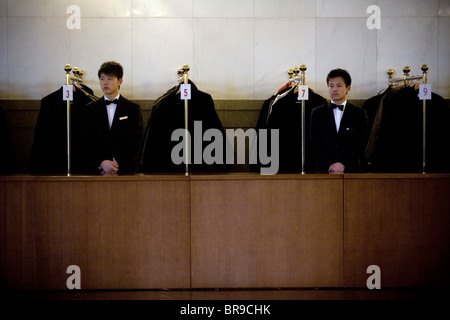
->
xmin=326 ymin=68 xmax=351 ymax=87
xmin=98 ymin=61 xmax=123 ymax=79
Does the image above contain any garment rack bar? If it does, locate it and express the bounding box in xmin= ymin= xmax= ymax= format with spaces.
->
xmin=388 ymin=65 xmax=428 ymax=86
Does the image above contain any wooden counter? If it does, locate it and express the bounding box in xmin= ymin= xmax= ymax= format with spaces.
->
xmin=1 ymin=173 xmax=449 ymax=290
xmin=344 ymin=174 xmax=450 ymax=288
xmin=191 ymin=174 xmax=343 ymax=288
xmin=1 ymin=175 xmax=191 ymax=290
xmin=0 ymin=176 xmax=36 ymax=289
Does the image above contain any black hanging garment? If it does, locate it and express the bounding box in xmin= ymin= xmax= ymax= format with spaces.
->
xmin=362 ymin=85 xmax=393 ymax=135
xmin=361 ymin=86 xmax=393 ymax=172
xmin=0 ymin=105 xmax=15 ymax=174
xmin=29 ymin=85 xmax=97 ymax=174
xmin=140 ymin=80 xmax=229 ymax=173
xmin=364 ymin=85 xmax=450 ymax=173
xmin=251 ymin=87 xmax=327 ymax=173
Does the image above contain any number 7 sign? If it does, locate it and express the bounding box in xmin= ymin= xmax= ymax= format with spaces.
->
xmin=297 ymin=85 xmax=309 ymax=100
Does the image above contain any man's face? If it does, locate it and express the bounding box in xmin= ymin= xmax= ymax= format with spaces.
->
xmin=99 ymin=73 xmax=122 ymax=96
xmin=328 ymin=76 xmax=351 ymax=103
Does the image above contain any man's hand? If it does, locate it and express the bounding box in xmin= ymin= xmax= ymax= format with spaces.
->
xmin=328 ymin=162 xmax=345 ymax=174
xmin=99 ymin=159 xmax=119 ymax=175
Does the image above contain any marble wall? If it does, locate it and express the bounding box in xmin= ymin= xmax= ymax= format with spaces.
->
xmin=0 ymin=0 xmax=449 ymax=101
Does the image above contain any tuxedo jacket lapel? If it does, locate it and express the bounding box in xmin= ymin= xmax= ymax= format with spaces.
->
xmin=97 ymin=99 xmax=110 ymax=132
xmin=325 ymin=104 xmax=338 ymax=138
xmin=111 ymin=99 xmax=131 ymax=132
xmin=339 ymin=104 xmax=356 ymax=137
xmin=110 ymin=99 xmax=121 ymax=131
xmin=338 ymin=108 xmax=349 ymax=137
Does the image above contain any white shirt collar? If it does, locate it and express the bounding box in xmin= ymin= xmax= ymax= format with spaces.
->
xmin=104 ymin=93 xmax=120 ymax=102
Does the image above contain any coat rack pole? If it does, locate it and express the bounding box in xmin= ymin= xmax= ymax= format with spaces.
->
xmin=182 ymin=65 xmax=190 ymax=176
xmin=300 ymin=64 xmax=307 ymax=174
xmin=421 ymin=64 xmax=428 ymax=174
xmin=64 ymin=64 xmax=72 ymax=175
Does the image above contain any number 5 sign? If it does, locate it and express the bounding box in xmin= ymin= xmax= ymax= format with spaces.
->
xmin=180 ymin=84 xmax=191 ymax=100
xmin=63 ymin=84 xmax=73 ymax=101
xmin=419 ymin=84 xmax=431 ymax=100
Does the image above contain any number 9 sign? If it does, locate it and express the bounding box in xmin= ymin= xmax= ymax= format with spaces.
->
xmin=419 ymin=84 xmax=431 ymax=100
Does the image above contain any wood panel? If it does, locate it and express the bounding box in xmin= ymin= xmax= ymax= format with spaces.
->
xmin=190 ymin=175 xmax=343 ymax=288
xmin=0 ymin=176 xmax=36 ymax=289
xmin=34 ymin=177 xmax=191 ymax=289
xmin=3 ymin=173 xmax=449 ymax=291
xmin=344 ymin=175 xmax=450 ymax=288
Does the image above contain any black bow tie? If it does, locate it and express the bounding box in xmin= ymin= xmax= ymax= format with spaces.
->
xmin=331 ymin=103 xmax=344 ymax=111
xmin=105 ymin=99 xmax=118 ymax=105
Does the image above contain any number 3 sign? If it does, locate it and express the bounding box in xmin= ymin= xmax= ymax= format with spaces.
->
xmin=63 ymin=85 xmax=73 ymax=101
xmin=419 ymin=84 xmax=431 ymax=100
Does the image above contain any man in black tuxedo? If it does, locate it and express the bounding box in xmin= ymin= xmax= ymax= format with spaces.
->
xmin=310 ymin=69 xmax=368 ymax=173
xmin=82 ymin=61 xmax=143 ymax=175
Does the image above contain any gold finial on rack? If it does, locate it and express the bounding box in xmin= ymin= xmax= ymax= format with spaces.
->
xmin=64 ymin=64 xmax=72 ymax=85
xmin=182 ymin=64 xmax=190 ymax=74
xmin=182 ymin=65 xmax=190 ymax=84
xmin=72 ymin=67 xmax=80 ymax=83
xmin=177 ymin=67 xmax=184 ymax=83
xmin=74 ymin=67 xmax=84 ymax=78
xmin=387 ymin=69 xmax=394 ymax=79
xmin=299 ymin=64 xmax=307 ymax=86
xmin=403 ymin=66 xmax=411 ymax=77
xmin=421 ymin=64 xmax=428 ymax=84
xmin=292 ymin=67 xmax=300 ymax=85
xmin=64 ymin=64 xmax=72 ymax=73
xmin=288 ymin=69 xmax=294 ymax=79
xmin=300 ymin=64 xmax=307 ymax=79
xmin=402 ymin=66 xmax=411 ymax=85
